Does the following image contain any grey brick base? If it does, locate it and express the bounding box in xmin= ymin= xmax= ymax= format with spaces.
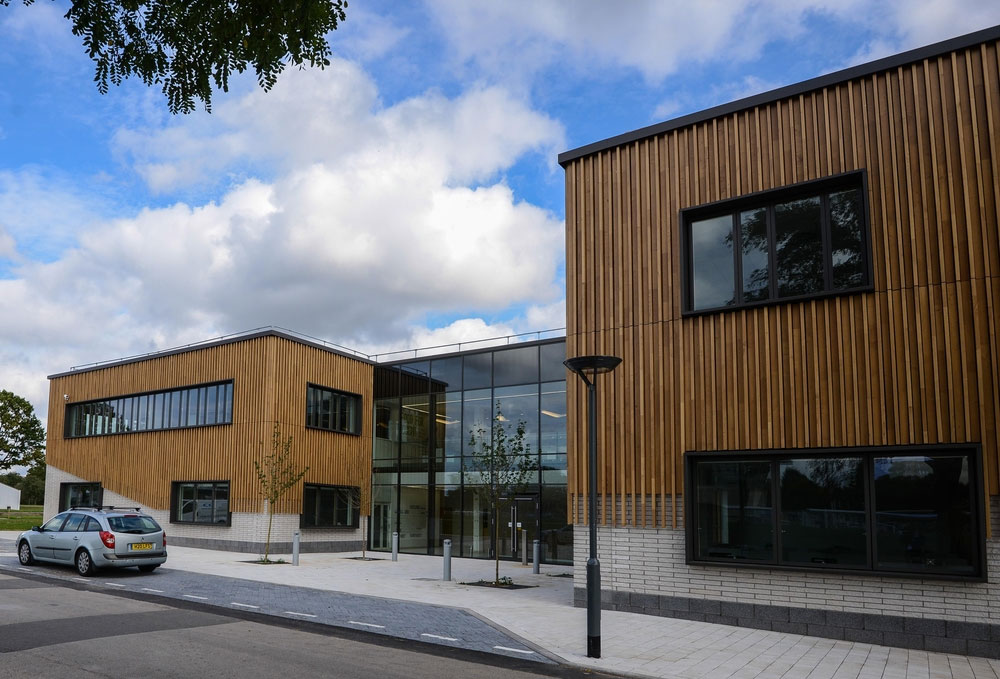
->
xmin=169 ymin=535 xmax=364 ymax=554
xmin=574 ymin=588 xmax=1000 ymax=658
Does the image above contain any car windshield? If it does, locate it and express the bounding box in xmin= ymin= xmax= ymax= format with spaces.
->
xmin=107 ymin=516 xmax=161 ymax=534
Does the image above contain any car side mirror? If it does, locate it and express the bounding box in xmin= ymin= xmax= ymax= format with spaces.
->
xmin=32 ymin=526 xmax=42 ymax=532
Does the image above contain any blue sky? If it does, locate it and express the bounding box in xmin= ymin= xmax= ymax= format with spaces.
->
xmin=2 ymin=0 xmax=1000 ymax=422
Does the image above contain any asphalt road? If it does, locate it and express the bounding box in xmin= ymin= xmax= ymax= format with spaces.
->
xmin=0 ymin=572 xmax=613 ymax=679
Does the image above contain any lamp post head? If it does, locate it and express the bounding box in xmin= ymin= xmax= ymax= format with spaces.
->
xmin=564 ymin=355 xmax=622 ymax=383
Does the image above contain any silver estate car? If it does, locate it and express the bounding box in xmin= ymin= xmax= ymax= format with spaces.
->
xmin=17 ymin=506 xmax=167 ymax=576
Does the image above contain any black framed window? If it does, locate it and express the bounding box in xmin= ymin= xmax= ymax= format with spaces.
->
xmin=305 ymin=384 xmax=361 ymax=435
xmin=59 ymin=482 xmax=103 ymax=511
xmin=65 ymin=381 xmax=233 ymax=438
xmin=171 ymin=481 xmax=230 ymax=525
xmin=686 ymin=445 xmax=984 ymax=579
xmin=682 ymin=171 xmax=870 ymax=313
xmin=301 ymin=484 xmax=360 ymax=528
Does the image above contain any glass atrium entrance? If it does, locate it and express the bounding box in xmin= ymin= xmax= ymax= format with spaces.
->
xmin=371 ymin=338 xmax=571 ymax=564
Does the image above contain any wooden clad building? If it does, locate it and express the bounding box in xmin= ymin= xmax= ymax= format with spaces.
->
xmin=45 ymin=329 xmax=374 ymax=553
xmin=560 ymin=26 xmax=1000 ymax=653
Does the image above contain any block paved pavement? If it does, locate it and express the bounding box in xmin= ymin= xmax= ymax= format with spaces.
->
xmin=4 ymin=533 xmax=1000 ymax=679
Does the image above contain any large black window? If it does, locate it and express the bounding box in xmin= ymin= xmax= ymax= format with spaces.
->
xmin=305 ymin=384 xmax=361 ymax=435
xmin=686 ymin=446 xmax=984 ymax=579
xmin=171 ymin=481 xmax=230 ymax=525
xmin=65 ymin=381 xmax=234 ymax=438
xmin=301 ymin=484 xmax=360 ymax=528
xmin=59 ymin=482 xmax=103 ymax=511
xmin=682 ymin=171 xmax=870 ymax=313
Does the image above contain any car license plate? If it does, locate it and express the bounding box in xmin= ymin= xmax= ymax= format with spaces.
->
xmin=130 ymin=542 xmax=153 ymax=551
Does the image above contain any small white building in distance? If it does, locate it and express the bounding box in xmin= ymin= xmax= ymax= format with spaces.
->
xmin=0 ymin=482 xmax=21 ymax=511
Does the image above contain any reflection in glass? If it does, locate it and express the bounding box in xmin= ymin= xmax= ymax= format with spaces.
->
xmin=463 ymin=352 xmax=492 ymax=390
xmin=494 ymin=384 xmax=539 ymax=454
xmin=775 ymin=196 xmax=824 ymax=297
xmin=493 ymin=345 xmax=539 ymax=387
xmin=432 ymin=485 xmax=463 ymax=554
xmin=740 ymin=207 xmax=769 ymax=302
xmin=400 ymin=395 xmax=430 ymax=461
xmin=434 ymin=393 xmax=462 ymax=460
xmin=540 ymin=342 xmax=567 ymax=382
xmin=398 ymin=485 xmax=429 ymax=554
xmin=874 ymin=455 xmax=975 ymax=574
xmin=779 ymin=458 xmax=866 ymax=566
xmin=370 ymin=485 xmax=397 ymax=550
xmin=430 ymin=357 xmax=462 ymax=392
xmin=829 ymin=189 xmax=865 ymax=289
xmin=541 ymin=486 xmax=572 ymax=563
xmin=695 ymin=461 xmax=773 ymax=561
xmin=463 ymin=485 xmax=492 ymax=558
xmin=691 ymin=214 xmax=735 ymax=310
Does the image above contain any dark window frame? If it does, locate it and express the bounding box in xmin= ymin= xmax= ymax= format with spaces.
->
xmin=305 ymin=383 xmax=362 ymax=435
xmin=64 ymin=380 xmax=234 ymax=439
xmin=680 ymin=170 xmax=873 ymax=315
xmin=59 ymin=482 xmax=103 ymax=512
xmin=684 ymin=444 xmax=986 ymax=581
xmin=170 ymin=480 xmax=232 ymax=526
xmin=300 ymin=483 xmax=361 ymax=529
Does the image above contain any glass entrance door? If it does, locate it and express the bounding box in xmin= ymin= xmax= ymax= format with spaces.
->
xmin=498 ymin=496 xmax=538 ymax=560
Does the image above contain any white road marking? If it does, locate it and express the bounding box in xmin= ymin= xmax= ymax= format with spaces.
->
xmin=18 ymin=567 xmax=31 ymax=572
xmin=284 ymin=611 xmax=317 ymax=618
xmin=73 ymin=578 xmax=90 ymax=583
xmin=230 ymin=602 xmax=259 ymax=609
xmin=141 ymin=588 xmax=164 ymax=593
xmin=183 ymin=594 xmax=208 ymax=600
xmin=104 ymin=582 xmax=126 ymax=587
xmin=493 ymin=646 xmax=535 ymax=655
xmin=421 ymin=633 xmax=459 ymax=641
xmin=348 ymin=621 xmax=385 ymax=629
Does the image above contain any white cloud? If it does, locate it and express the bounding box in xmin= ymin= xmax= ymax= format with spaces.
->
xmin=426 ymin=0 xmax=1000 ymax=86
xmin=1 ymin=62 xmax=566 ymax=422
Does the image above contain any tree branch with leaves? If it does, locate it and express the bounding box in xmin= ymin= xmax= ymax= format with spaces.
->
xmin=253 ymin=423 xmax=308 ymax=563
xmin=467 ymin=404 xmax=532 ymax=586
xmin=0 ymin=390 xmax=46 ymax=472
xmin=1 ymin=0 xmax=348 ymax=114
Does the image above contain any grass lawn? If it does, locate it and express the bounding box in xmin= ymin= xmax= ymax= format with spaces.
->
xmin=0 ymin=505 xmax=43 ymax=532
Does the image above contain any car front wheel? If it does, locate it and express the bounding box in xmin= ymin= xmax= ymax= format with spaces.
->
xmin=18 ymin=541 xmax=34 ymax=566
xmin=75 ymin=549 xmax=95 ymax=577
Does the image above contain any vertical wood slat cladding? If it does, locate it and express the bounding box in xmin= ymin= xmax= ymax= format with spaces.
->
xmin=46 ymin=335 xmax=373 ymax=515
xmin=564 ymin=40 xmax=1000 ymax=529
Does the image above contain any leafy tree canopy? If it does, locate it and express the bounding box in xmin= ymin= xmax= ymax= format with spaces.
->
xmin=2 ymin=0 xmax=348 ymax=114
xmin=0 ymin=390 xmax=46 ymax=472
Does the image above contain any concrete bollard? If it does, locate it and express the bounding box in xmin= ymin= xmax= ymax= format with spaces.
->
xmin=392 ymin=531 xmax=399 ymax=561
xmin=292 ymin=530 xmax=300 ymax=566
xmin=443 ymin=539 xmax=452 ymax=581
xmin=533 ymin=539 xmax=540 ymax=574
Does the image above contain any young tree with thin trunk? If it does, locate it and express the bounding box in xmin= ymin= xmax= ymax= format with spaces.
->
xmin=467 ymin=404 xmax=532 ymax=586
xmin=253 ymin=424 xmax=309 ymax=563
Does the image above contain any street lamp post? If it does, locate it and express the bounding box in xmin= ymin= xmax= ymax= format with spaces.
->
xmin=564 ymin=354 xmax=622 ymax=659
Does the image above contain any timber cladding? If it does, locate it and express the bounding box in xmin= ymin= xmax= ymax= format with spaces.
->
xmin=563 ymin=35 xmax=1000 ymax=528
xmin=46 ymin=333 xmax=374 ymax=515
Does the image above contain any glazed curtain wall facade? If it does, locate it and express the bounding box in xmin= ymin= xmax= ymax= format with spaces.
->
xmin=371 ymin=339 xmax=571 ymax=563
xmin=562 ymin=36 xmax=1000 ymax=531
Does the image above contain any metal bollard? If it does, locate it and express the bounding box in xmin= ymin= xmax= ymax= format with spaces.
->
xmin=533 ymin=539 xmax=540 ymax=574
xmin=392 ymin=531 xmax=399 ymax=561
xmin=292 ymin=530 xmax=300 ymax=566
xmin=442 ymin=539 xmax=452 ymax=581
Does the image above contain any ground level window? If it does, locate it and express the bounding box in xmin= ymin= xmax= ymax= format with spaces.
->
xmin=301 ymin=484 xmax=360 ymax=528
xmin=171 ymin=481 xmax=230 ymax=525
xmin=59 ymin=482 xmax=102 ymax=511
xmin=686 ymin=445 xmax=983 ymax=579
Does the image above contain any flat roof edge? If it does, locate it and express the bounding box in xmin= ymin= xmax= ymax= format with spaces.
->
xmin=47 ymin=329 xmax=375 ymax=380
xmin=558 ymin=24 xmax=1000 ymax=166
